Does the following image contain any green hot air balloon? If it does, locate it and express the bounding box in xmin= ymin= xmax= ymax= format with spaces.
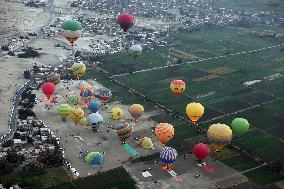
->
xmin=46 ymin=72 xmax=60 ymax=85
xmin=231 ymin=118 xmax=250 ymax=136
xmin=85 ymin=152 xmax=104 ymax=166
xmin=67 ymin=94 xmax=80 ymax=105
xmin=57 ymin=104 xmax=71 ymax=121
xmin=60 ymin=20 xmax=83 ymax=45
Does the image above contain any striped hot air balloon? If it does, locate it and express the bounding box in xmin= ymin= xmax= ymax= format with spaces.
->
xmin=85 ymin=152 xmax=103 ymax=166
xmin=46 ymin=72 xmax=60 ymax=85
xmin=60 ymin=20 xmax=83 ymax=45
xmin=98 ymin=87 xmax=112 ymax=104
xmin=155 ymin=123 xmax=174 ymax=144
xmin=56 ymin=104 xmax=71 ymax=121
xmin=116 ymin=123 xmax=133 ymax=141
xmin=160 ymin=147 xmax=178 ymax=171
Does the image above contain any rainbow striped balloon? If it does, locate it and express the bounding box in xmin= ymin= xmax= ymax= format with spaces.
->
xmin=85 ymin=152 xmax=103 ymax=166
xmin=116 ymin=123 xmax=133 ymax=141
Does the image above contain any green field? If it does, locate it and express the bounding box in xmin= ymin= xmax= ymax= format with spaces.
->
xmin=0 ymin=167 xmax=70 ymax=188
xmin=85 ymin=24 xmax=284 ymax=185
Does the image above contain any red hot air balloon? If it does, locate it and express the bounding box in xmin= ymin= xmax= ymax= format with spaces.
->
xmin=41 ymin=82 xmax=56 ymax=99
xmin=192 ymin=143 xmax=210 ymax=162
xmin=117 ymin=13 xmax=134 ymax=32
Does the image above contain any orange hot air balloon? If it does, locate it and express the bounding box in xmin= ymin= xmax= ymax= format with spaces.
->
xmin=155 ymin=123 xmax=174 ymax=144
xmin=170 ymin=80 xmax=186 ymax=96
xmin=129 ymin=104 xmax=144 ymax=121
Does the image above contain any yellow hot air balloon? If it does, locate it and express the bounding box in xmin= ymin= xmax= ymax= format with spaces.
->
xmin=70 ymin=107 xmax=85 ymax=124
xmin=79 ymin=116 xmax=88 ymax=126
xmin=207 ymin=123 xmax=232 ymax=152
xmin=129 ymin=104 xmax=144 ymax=121
xmin=71 ymin=62 xmax=86 ymax=79
xmin=139 ymin=137 xmax=154 ymax=149
xmin=186 ymin=102 xmax=204 ymax=124
xmin=110 ymin=107 xmax=124 ymax=120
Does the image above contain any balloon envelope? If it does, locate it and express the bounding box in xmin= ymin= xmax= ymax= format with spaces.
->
xmin=57 ymin=104 xmax=71 ymax=120
xmin=110 ymin=107 xmax=124 ymax=120
xmin=88 ymin=100 xmax=101 ymax=113
xmin=129 ymin=104 xmax=144 ymax=121
xmin=60 ymin=20 xmax=82 ymax=45
xmin=87 ymin=112 xmax=104 ymax=128
xmin=85 ymin=152 xmax=103 ymax=166
xmin=155 ymin=123 xmax=174 ymax=144
xmin=170 ymin=80 xmax=186 ymax=96
xmin=69 ymin=107 xmax=85 ymax=124
xmin=139 ymin=137 xmax=154 ymax=149
xmin=46 ymin=72 xmax=60 ymax=85
xmin=186 ymin=102 xmax=204 ymax=123
xmin=231 ymin=118 xmax=249 ymax=136
xmin=129 ymin=44 xmax=142 ymax=57
xmin=41 ymin=82 xmax=56 ymax=99
xmin=98 ymin=88 xmax=112 ymax=104
xmin=67 ymin=94 xmax=80 ymax=105
xmin=160 ymin=147 xmax=178 ymax=164
xmin=116 ymin=123 xmax=133 ymax=141
xmin=192 ymin=143 xmax=210 ymax=161
xmin=207 ymin=123 xmax=232 ymax=152
xmin=117 ymin=13 xmax=134 ymax=32
xmin=71 ymin=63 xmax=86 ymax=79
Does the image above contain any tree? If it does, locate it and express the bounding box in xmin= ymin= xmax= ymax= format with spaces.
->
xmin=0 ymin=160 xmax=13 ymax=174
xmin=6 ymin=151 xmax=25 ymax=165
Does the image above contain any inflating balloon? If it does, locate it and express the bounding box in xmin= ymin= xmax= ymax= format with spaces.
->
xmin=56 ymin=104 xmax=71 ymax=121
xmin=41 ymin=82 xmax=56 ymax=99
xmin=186 ymin=102 xmax=204 ymax=124
xmin=85 ymin=152 xmax=103 ymax=166
xmin=69 ymin=107 xmax=85 ymax=124
xmin=231 ymin=118 xmax=249 ymax=136
xmin=60 ymin=20 xmax=82 ymax=45
xmin=155 ymin=123 xmax=174 ymax=144
xmin=117 ymin=13 xmax=134 ymax=32
xmin=110 ymin=107 xmax=124 ymax=120
xmin=129 ymin=104 xmax=144 ymax=121
xmin=80 ymin=89 xmax=93 ymax=107
xmin=207 ymin=123 xmax=232 ymax=152
xmin=192 ymin=143 xmax=211 ymax=162
xmin=71 ymin=62 xmax=86 ymax=79
xmin=79 ymin=116 xmax=88 ymax=126
xmin=116 ymin=123 xmax=133 ymax=141
xmin=129 ymin=44 xmax=142 ymax=57
xmin=170 ymin=80 xmax=186 ymax=96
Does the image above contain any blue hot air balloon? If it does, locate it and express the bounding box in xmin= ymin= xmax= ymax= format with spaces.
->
xmin=87 ymin=112 xmax=104 ymax=129
xmin=88 ymin=100 xmax=101 ymax=113
xmin=85 ymin=152 xmax=103 ymax=166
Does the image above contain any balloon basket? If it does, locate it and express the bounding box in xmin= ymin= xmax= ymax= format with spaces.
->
xmin=161 ymin=164 xmax=173 ymax=171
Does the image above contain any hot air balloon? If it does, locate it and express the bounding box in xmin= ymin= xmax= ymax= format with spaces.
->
xmin=129 ymin=104 xmax=144 ymax=121
xmin=207 ymin=123 xmax=232 ymax=152
xmin=117 ymin=13 xmax=134 ymax=32
xmin=56 ymin=104 xmax=71 ymax=121
xmin=41 ymin=82 xmax=56 ymax=99
xmin=170 ymin=80 xmax=186 ymax=96
xmin=88 ymin=100 xmax=100 ymax=113
xmin=155 ymin=123 xmax=174 ymax=144
xmin=69 ymin=107 xmax=85 ymax=124
xmin=231 ymin=118 xmax=249 ymax=136
xmin=139 ymin=137 xmax=154 ymax=150
xmin=80 ymin=89 xmax=93 ymax=107
xmin=71 ymin=62 xmax=86 ymax=79
xmin=98 ymin=88 xmax=112 ymax=104
xmin=186 ymin=102 xmax=204 ymax=124
xmin=110 ymin=107 xmax=124 ymax=120
xmin=116 ymin=123 xmax=133 ymax=141
xmin=79 ymin=116 xmax=88 ymax=126
xmin=160 ymin=147 xmax=178 ymax=171
xmin=67 ymin=94 xmax=80 ymax=105
xmin=129 ymin=44 xmax=142 ymax=57
xmin=87 ymin=112 xmax=104 ymax=130
xmin=80 ymin=82 xmax=93 ymax=91
xmin=192 ymin=143 xmax=211 ymax=162
xmin=46 ymin=72 xmax=60 ymax=85
xmin=85 ymin=152 xmax=103 ymax=166
xmin=60 ymin=20 xmax=82 ymax=45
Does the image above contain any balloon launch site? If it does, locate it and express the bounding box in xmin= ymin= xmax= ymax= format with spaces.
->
xmin=0 ymin=0 xmax=283 ymax=189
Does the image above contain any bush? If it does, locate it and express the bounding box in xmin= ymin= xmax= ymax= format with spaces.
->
xmin=1 ymin=45 xmax=9 ymax=51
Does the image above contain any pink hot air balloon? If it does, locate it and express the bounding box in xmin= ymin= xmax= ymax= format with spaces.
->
xmin=41 ymin=82 xmax=56 ymax=99
xmin=192 ymin=143 xmax=211 ymax=162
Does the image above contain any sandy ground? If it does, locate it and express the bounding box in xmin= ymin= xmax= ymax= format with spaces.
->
xmin=0 ymin=0 xmax=49 ymax=43
xmin=34 ymin=79 xmax=164 ymax=177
